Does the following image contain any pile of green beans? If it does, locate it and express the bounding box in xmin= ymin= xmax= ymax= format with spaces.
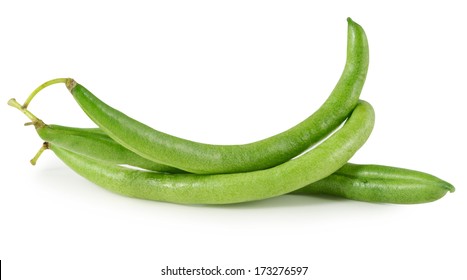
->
xmin=8 ymin=18 xmax=454 ymax=205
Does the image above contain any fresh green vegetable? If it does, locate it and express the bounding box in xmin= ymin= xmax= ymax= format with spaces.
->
xmin=37 ymin=101 xmax=374 ymax=204
xmin=11 ymin=97 xmax=453 ymax=204
xmin=8 ymin=18 xmax=454 ymax=206
xmin=22 ymin=17 xmax=369 ymax=174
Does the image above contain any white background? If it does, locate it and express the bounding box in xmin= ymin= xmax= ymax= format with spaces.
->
xmin=1 ymin=1 xmax=466 ymax=279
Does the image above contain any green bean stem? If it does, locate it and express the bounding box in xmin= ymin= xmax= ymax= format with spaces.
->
xmin=30 ymin=142 xmax=49 ymax=165
xmin=22 ymin=78 xmax=68 ymax=109
xmin=7 ymin=98 xmax=45 ymax=128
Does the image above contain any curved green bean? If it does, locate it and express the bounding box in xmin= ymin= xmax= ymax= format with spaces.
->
xmin=24 ymin=18 xmax=369 ymax=174
xmin=44 ymin=100 xmax=374 ymax=204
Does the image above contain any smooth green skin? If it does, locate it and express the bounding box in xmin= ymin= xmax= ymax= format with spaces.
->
xmin=36 ymin=124 xmax=186 ymax=173
xmin=66 ymin=18 xmax=369 ymax=174
xmin=48 ymin=100 xmax=375 ymax=205
xmin=296 ymin=163 xmax=455 ymax=204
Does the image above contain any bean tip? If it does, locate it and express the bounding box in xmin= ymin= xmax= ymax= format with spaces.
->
xmin=30 ymin=142 xmax=49 ymax=166
xmin=445 ymin=182 xmax=455 ymax=193
xmin=7 ymin=98 xmax=20 ymax=108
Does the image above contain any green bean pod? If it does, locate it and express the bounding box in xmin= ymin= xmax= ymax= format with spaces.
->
xmin=11 ymin=98 xmax=453 ymax=204
xmin=295 ymin=163 xmax=455 ymax=204
xmin=63 ymin=17 xmax=369 ymax=174
xmin=46 ymin=100 xmax=374 ymax=204
xmin=31 ymin=124 xmax=453 ymax=204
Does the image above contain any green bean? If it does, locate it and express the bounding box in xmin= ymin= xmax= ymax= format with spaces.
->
xmin=26 ymin=131 xmax=453 ymax=204
xmin=38 ymin=100 xmax=374 ymax=204
xmin=23 ymin=18 xmax=369 ymax=174
xmin=295 ymin=163 xmax=454 ymax=204
xmin=12 ymin=98 xmax=452 ymax=204
xmin=8 ymin=98 xmax=184 ymax=172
